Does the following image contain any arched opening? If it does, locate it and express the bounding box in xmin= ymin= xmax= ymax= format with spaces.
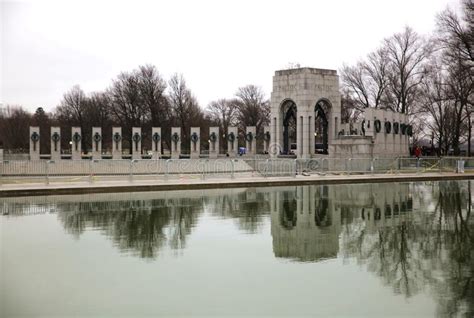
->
xmin=314 ymin=99 xmax=330 ymax=155
xmin=281 ymin=100 xmax=297 ymax=155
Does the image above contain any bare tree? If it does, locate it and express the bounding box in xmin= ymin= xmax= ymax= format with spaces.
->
xmin=109 ymin=71 xmax=147 ymax=153
xmin=445 ymin=55 xmax=473 ymax=155
xmin=136 ymin=65 xmax=170 ymax=151
xmin=32 ymin=107 xmax=51 ymax=154
xmin=85 ymin=92 xmax=113 ymax=151
xmin=437 ymin=3 xmax=474 ymax=67
xmin=206 ymin=99 xmax=238 ymax=152
xmin=0 ymin=105 xmax=32 ymax=151
xmin=55 ymin=85 xmax=89 ymax=150
xmin=340 ymin=47 xmax=392 ymax=110
xmin=341 ymin=62 xmax=371 ymax=109
xmin=234 ymin=85 xmax=270 ymax=144
xmin=168 ymin=74 xmax=205 ymax=153
xmin=340 ymin=89 xmax=363 ymax=124
xmin=437 ymin=2 xmax=474 ymax=155
xmin=420 ymin=58 xmax=451 ymax=154
xmin=384 ymin=26 xmax=431 ymax=114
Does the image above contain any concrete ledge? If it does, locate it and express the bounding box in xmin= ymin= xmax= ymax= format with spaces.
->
xmin=1 ymin=173 xmax=473 ymax=198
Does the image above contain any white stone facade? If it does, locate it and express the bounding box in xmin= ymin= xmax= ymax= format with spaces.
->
xmin=209 ymin=127 xmax=219 ymax=158
xmin=227 ymin=126 xmax=238 ymax=157
xmin=151 ymin=127 xmax=161 ymax=159
xmin=29 ymin=126 xmax=40 ymax=160
xmin=190 ymin=127 xmax=200 ymax=159
xmin=245 ymin=126 xmax=256 ymax=156
xmin=270 ymin=67 xmax=410 ymax=158
xmin=171 ymin=127 xmax=181 ymax=159
xmin=71 ymin=127 xmax=82 ymax=160
xmin=270 ymin=68 xmax=341 ymax=159
xmin=50 ymin=127 xmax=61 ymax=161
xmin=263 ymin=126 xmax=270 ymax=154
xmin=132 ymin=127 xmax=142 ymax=160
xmin=92 ymin=127 xmax=102 ymax=160
xmin=112 ymin=127 xmax=122 ymax=159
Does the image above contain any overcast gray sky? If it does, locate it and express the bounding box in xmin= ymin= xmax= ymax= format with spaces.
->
xmin=1 ymin=0 xmax=460 ymax=112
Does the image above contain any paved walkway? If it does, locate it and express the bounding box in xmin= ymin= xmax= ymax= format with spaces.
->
xmin=1 ymin=172 xmax=473 ymax=197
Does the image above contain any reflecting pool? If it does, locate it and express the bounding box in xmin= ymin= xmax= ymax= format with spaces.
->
xmin=1 ymin=181 xmax=473 ymax=317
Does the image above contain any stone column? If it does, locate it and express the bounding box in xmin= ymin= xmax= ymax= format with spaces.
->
xmin=209 ymin=127 xmax=219 ymax=158
xmin=297 ymin=116 xmax=303 ymax=157
xmin=171 ymin=127 xmax=181 ymax=159
xmin=112 ymin=127 xmax=122 ymax=160
xmin=227 ymin=126 xmax=238 ymax=157
xmin=29 ymin=126 xmax=40 ymax=160
xmin=190 ymin=127 xmax=200 ymax=159
xmin=270 ymin=116 xmax=278 ymax=157
xmin=263 ymin=126 xmax=270 ymax=154
xmin=302 ymin=114 xmax=310 ymax=159
xmin=132 ymin=127 xmax=142 ymax=160
xmin=309 ymin=116 xmax=315 ymax=157
xmin=394 ymin=113 xmax=400 ymax=155
xmin=245 ymin=126 xmax=256 ymax=156
xmin=151 ymin=127 xmax=161 ymax=159
xmin=275 ymin=114 xmax=282 ymax=156
xmin=71 ymin=127 xmax=82 ymax=160
xmin=50 ymin=126 xmax=61 ymax=161
xmin=92 ymin=127 xmax=102 ymax=160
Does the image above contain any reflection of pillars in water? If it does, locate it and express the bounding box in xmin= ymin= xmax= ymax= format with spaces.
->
xmin=357 ymin=183 xmax=413 ymax=233
xmin=271 ymin=186 xmax=342 ymax=262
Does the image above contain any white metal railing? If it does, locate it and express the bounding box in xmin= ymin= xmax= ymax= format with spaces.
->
xmin=0 ymin=156 xmax=472 ymax=186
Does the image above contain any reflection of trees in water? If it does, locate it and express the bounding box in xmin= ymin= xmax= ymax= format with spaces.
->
xmin=58 ymin=198 xmax=202 ymax=259
xmin=57 ymin=190 xmax=271 ymax=258
xmin=205 ymin=190 xmax=271 ymax=234
xmin=341 ymin=181 xmax=473 ymax=317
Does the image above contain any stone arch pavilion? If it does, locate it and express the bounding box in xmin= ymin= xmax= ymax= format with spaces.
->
xmin=270 ymin=67 xmax=410 ymax=158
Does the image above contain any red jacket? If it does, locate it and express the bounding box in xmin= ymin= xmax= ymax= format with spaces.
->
xmin=414 ymin=147 xmax=421 ymax=158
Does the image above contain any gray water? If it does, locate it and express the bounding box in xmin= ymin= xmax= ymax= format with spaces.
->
xmin=1 ymin=181 xmax=473 ymax=317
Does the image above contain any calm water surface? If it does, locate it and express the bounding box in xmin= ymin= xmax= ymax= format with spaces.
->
xmin=1 ymin=181 xmax=473 ymax=317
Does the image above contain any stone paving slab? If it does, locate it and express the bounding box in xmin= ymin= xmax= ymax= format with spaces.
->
xmin=1 ymin=172 xmax=473 ymax=198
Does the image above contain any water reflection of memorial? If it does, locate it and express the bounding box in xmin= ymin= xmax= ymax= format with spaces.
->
xmin=3 ymin=182 xmax=472 ymax=316
xmin=270 ymin=181 xmax=473 ymax=316
xmin=271 ymin=186 xmax=341 ymax=262
xmin=270 ymin=183 xmax=414 ymax=262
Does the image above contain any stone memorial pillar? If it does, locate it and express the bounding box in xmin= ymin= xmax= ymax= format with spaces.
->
xmin=112 ymin=127 xmax=122 ymax=160
xmin=71 ymin=127 xmax=82 ymax=160
xmin=132 ymin=127 xmax=142 ymax=160
xmin=29 ymin=126 xmax=40 ymax=160
xmin=263 ymin=126 xmax=270 ymax=154
xmin=394 ymin=113 xmax=401 ymax=155
xmin=50 ymin=126 xmax=61 ymax=161
xmin=92 ymin=127 xmax=102 ymax=160
xmin=245 ymin=126 xmax=256 ymax=156
xmin=227 ymin=126 xmax=238 ymax=157
xmin=364 ymin=108 xmax=374 ymax=137
xmin=209 ymin=127 xmax=219 ymax=159
xmin=171 ymin=127 xmax=181 ymax=159
xmin=151 ymin=127 xmax=161 ymax=159
xmin=190 ymin=127 xmax=200 ymax=159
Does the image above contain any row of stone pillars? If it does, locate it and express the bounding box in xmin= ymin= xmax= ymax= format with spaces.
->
xmin=29 ymin=126 xmax=271 ymax=160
